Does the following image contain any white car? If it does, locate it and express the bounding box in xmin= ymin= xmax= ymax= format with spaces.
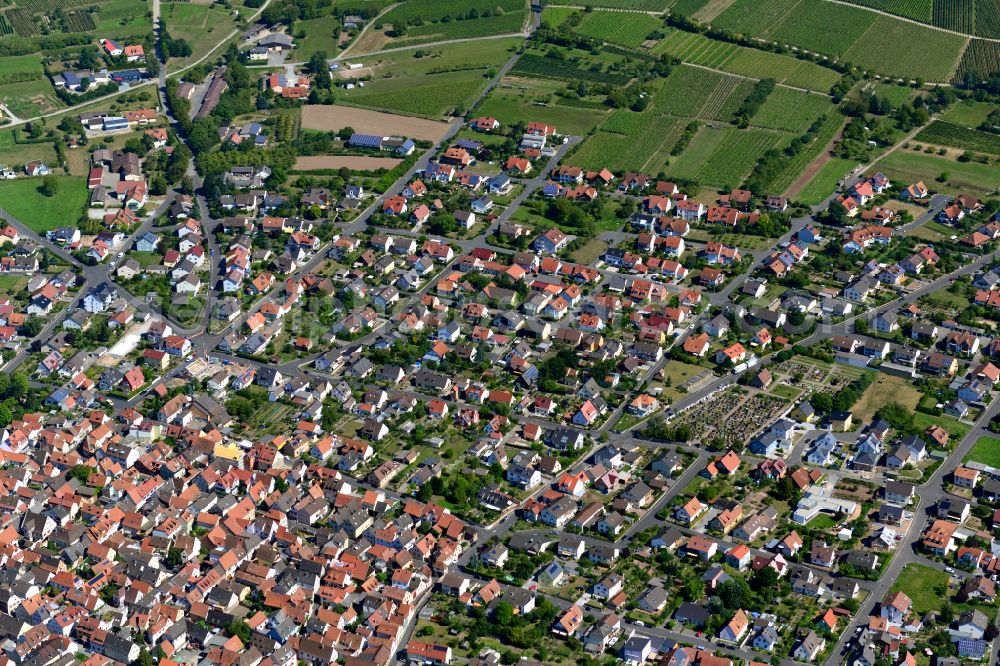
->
xmin=945 ymin=567 xmax=955 ymax=574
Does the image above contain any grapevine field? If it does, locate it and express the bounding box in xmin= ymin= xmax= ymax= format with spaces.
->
xmin=546 ymin=0 xmax=674 ymax=8
xmin=933 ymin=0 xmax=974 ymax=33
xmin=651 ymin=65 xmax=752 ymax=123
xmin=750 ymin=88 xmax=833 ymax=133
xmin=768 ymin=0 xmax=877 ymax=56
xmin=843 ymin=0 xmax=931 ymax=21
xmin=380 ymin=0 xmax=523 ymax=26
xmin=668 ymin=127 xmax=788 ymax=187
xmin=842 ymin=15 xmax=967 ymax=80
xmin=652 ymin=29 xmax=841 ymax=91
xmin=572 ymin=115 xmax=686 ymax=171
xmin=510 ymin=53 xmax=631 ymax=85
xmin=571 ymin=11 xmax=664 ymax=47
xmin=976 ymin=0 xmax=1000 ymax=37
xmin=915 ymin=121 xmax=1000 ymax=154
xmin=956 ymin=39 xmax=1000 ymax=79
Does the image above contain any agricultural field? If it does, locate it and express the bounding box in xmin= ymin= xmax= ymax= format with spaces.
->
xmin=378 ymin=0 xmax=521 ymax=25
xmin=301 ymin=105 xmax=451 ymax=141
xmin=869 ymin=82 xmax=917 ymax=106
xmin=842 ymin=15 xmax=967 ymax=81
xmin=651 ymin=29 xmax=842 ymax=91
xmin=843 ymin=0 xmax=931 ymax=22
xmin=976 ymin=0 xmax=1000 ymax=37
xmin=705 ymin=0 xmax=967 ymax=80
xmin=651 ymin=64 xmax=752 ymax=122
xmin=0 ymin=53 xmax=63 ymax=118
xmin=711 ymin=0 xmax=801 ymax=37
xmin=878 ymin=150 xmax=1000 ymax=197
xmin=915 ymin=120 xmax=1000 ymax=154
xmin=509 ymin=53 xmax=631 ymax=85
xmin=334 ymin=38 xmax=521 ymax=118
xmin=340 ymin=68 xmax=492 ymax=117
xmin=546 ymin=0 xmax=675 ymax=8
xmin=955 ymin=39 xmax=1000 ymax=80
xmin=933 ymin=0 xmax=974 ymax=33
xmin=93 ymin=0 xmax=151 ymax=39
xmin=294 ymin=156 xmax=402 ymax=171
xmin=571 ymin=10 xmax=664 ymax=47
xmin=0 ymin=129 xmax=59 ymax=172
xmin=667 ymin=126 xmax=787 ymax=187
xmin=539 ymin=6 xmax=578 ymax=29
xmin=750 ymin=87 xmax=832 ymax=133
xmin=769 ymin=0 xmax=877 ymax=56
xmin=571 ymin=115 xmax=685 ymax=171
xmin=389 ymin=11 xmax=526 ymax=47
xmin=163 ymin=2 xmax=237 ymax=71
xmin=0 ymin=176 xmax=87 ymax=233
xmin=372 ymin=0 xmax=526 ymax=49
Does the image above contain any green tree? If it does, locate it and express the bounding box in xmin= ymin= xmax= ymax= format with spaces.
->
xmin=39 ymin=175 xmax=59 ymax=197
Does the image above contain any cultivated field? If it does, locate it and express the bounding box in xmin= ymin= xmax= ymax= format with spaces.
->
xmin=294 ymin=156 xmax=403 ymax=171
xmin=546 ymin=0 xmax=674 ymax=8
xmin=976 ymin=0 xmax=1000 ymax=37
xmin=843 ymin=0 xmax=932 ymax=22
xmin=750 ymin=87 xmax=833 ymax=132
xmin=668 ymin=126 xmax=787 ymax=187
xmin=956 ymin=39 xmax=1000 ymax=80
xmin=841 ymin=15 xmax=967 ymax=81
xmin=652 ymin=64 xmax=752 ymax=122
xmin=915 ymin=120 xmax=1000 ymax=154
xmin=571 ymin=10 xmax=664 ymax=47
xmin=163 ymin=2 xmax=237 ymax=72
xmin=301 ymin=105 xmax=452 ymax=141
xmin=704 ymin=0 xmax=968 ymax=80
xmin=651 ymin=29 xmax=842 ymax=91
xmin=572 ymin=115 xmax=686 ymax=171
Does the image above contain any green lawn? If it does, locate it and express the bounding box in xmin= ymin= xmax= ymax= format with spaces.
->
xmin=0 ymin=130 xmax=59 ymax=169
xmin=0 ymin=177 xmax=88 ymax=233
xmin=939 ymin=100 xmax=996 ymax=128
xmin=890 ymin=564 xmax=949 ymax=614
xmin=913 ymin=411 xmax=970 ymax=442
xmin=794 ymin=158 xmax=858 ymax=204
xmin=0 ymin=275 xmax=27 ymax=294
xmin=879 ymin=151 xmax=1000 ymax=198
xmin=163 ymin=2 xmax=237 ymax=71
xmin=964 ymin=436 xmax=1000 ymax=468
xmin=95 ymin=0 xmax=153 ymax=38
xmin=290 ymin=15 xmax=344 ymax=60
